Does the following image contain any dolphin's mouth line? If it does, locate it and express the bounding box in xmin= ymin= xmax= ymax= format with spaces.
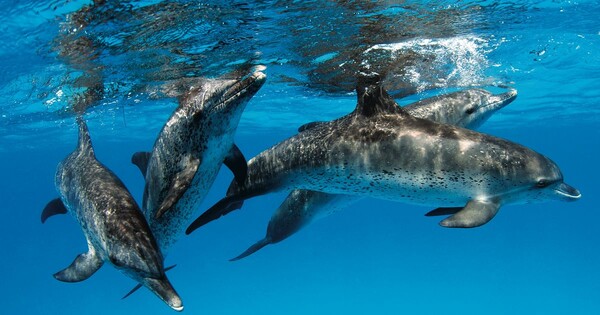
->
xmin=555 ymin=188 xmax=581 ymax=199
xmin=209 ymin=71 xmax=266 ymax=115
xmin=172 ymin=305 xmax=184 ymax=312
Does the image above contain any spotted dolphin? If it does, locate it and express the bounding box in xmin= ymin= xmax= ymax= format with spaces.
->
xmin=231 ymin=88 xmax=517 ymax=260
xmin=187 ymin=72 xmax=580 ymax=237
xmin=41 ymin=118 xmax=183 ymax=311
xmin=131 ymin=67 xmax=266 ymax=253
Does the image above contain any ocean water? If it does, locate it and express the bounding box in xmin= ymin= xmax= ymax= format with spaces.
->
xmin=1 ymin=0 xmax=598 ymax=314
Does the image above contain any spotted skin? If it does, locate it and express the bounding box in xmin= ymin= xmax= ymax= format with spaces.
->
xmin=43 ymin=118 xmax=182 ymax=311
xmin=138 ymin=69 xmax=266 ymax=254
xmin=188 ymin=74 xmax=580 ymax=235
xmin=231 ymin=88 xmax=517 ymax=260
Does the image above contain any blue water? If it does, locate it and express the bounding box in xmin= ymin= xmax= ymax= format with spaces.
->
xmin=1 ymin=0 xmax=599 ymax=314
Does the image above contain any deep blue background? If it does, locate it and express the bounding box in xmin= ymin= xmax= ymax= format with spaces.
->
xmin=1 ymin=119 xmax=596 ymax=314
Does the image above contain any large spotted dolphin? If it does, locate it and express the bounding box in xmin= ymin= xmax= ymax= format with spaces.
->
xmin=131 ymin=67 xmax=266 ymax=253
xmin=231 ymin=88 xmax=518 ymax=260
xmin=41 ymin=118 xmax=183 ymax=311
xmin=187 ymin=72 xmax=580 ymax=237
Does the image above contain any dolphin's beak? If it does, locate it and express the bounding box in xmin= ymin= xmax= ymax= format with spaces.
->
xmin=144 ymin=276 xmax=184 ymax=311
xmin=211 ymin=66 xmax=267 ymax=114
xmin=554 ymin=182 xmax=581 ymax=201
xmin=488 ymin=88 xmax=517 ymax=110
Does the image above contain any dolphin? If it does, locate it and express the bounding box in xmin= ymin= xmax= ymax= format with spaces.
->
xmin=231 ymin=88 xmax=518 ymax=260
xmin=131 ymin=67 xmax=266 ymax=253
xmin=41 ymin=118 xmax=183 ymax=311
xmin=187 ymin=72 xmax=580 ymax=238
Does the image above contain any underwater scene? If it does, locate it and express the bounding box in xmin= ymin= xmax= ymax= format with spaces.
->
xmin=1 ymin=0 xmax=598 ymax=314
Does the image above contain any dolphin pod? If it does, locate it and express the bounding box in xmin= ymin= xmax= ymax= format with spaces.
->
xmin=187 ymin=72 xmax=580 ymax=236
xmin=43 ymin=68 xmax=580 ymax=312
xmin=41 ymin=118 xmax=183 ymax=311
xmin=230 ymin=88 xmax=518 ymax=261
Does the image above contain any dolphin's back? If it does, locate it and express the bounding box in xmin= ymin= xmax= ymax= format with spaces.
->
xmin=56 ymin=122 xmax=164 ymax=278
xmin=242 ymin=112 xmax=546 ymax=205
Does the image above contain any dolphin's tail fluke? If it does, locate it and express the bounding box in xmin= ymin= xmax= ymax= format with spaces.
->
xmin=230 ymin=238 xmax=272 ymax=261
xmin=186 ymin=195 xmax=244 ymax=234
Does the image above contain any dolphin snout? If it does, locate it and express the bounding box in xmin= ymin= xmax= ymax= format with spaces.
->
xmin=145 ymin=276 xmax=184 ymax=311
xmin=493 ymin=88 xmax=518 ymax=108
xmin=555 ymin=182 xmax=581 ymax=201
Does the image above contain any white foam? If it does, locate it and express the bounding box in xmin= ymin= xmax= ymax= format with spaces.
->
xmin=362 ymin=35 xmax=492 ymax=92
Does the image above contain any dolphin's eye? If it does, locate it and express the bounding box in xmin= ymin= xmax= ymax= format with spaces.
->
xmin=465 ymin=107 xmax=476 ymax=115
xmin=536 ymin=179 xmax=550 ymax=188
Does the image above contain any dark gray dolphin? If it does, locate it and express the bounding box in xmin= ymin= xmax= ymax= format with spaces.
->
xmin=188 ymin=73 xmax=580 ymax=237
xmin=131 ymin=67 xmax=266 ymax=253
xmin=41 ymin=118 xmax=183 ymax=311
xmin=231 ymin=88 xmax=517 ymax=260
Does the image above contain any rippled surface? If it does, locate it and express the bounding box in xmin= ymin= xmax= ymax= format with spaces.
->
xmin=1 ymin=0 xmax=599 ymax=149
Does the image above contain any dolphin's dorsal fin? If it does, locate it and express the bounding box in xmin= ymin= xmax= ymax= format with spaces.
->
xmin=131 ymin=151 xmax=152 ymax=177
xmin=54 ymin=241 xmax=103 ymax=282
xmin=354 ymin=72 xmax=405 ymax=117
xmin=76 ymin=117 xmax=95 ymax=156
xmin=223 ymin=144 xmax=247 ymax=186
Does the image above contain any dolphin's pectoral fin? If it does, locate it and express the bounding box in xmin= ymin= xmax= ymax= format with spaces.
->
xmin=439 ymin=200 xmax=500 ymax=228
xmin=122 ymin=264 xmax=177 ymax=299
xmin=425 ymin=207 xmax=462 ymax=217
xmin=122 ymin=284 xmax=143 ymax=300
xmin=155 ymin=157 xmax=200 ymax=219
xmin=230 ymin=238 xmax=272 ymax=261
xmin=223 ymin=144 xmax=247 ymax=186
xmin=41 ymin=198 xmax=68 ymax=223
xmin=131 ymin=151 xmax=152 ymax=177
xmin=298 ymin=121 xmax=326 ymax=132
xmin=54 ymin=247 xmax=103 ymax=282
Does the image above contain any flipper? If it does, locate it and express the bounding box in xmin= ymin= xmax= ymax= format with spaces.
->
xmin=223 ymin=144 xmax=247 ymax=186
xmin=54 ymin=245 xmax=103 ymax=282
xmin=298 ymin=121 xmax=326 ymax=132
xmin=424 ymin=207 xmax=462 ymax=217
xmin=41 ymin=198 xmax=68 ymax=223
xmin=122 ymin=284 xmax=143 ymax=300
xmin=186 ymin=195 xmax=247 ymax=234
xmin=224 ymin=179 xmax=244 ymax=210
xmin=122 ymin=265 xmax=177 ymax=299
xmin=230 ymin=238 xmax=271 ymax=261
xmin=155 ymin=157 xmax=200 ymax=219
xmin=131 ymin=151 xmax=151 ymax=177
xmin=439 ymin=199 xmax=500 ymax=228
